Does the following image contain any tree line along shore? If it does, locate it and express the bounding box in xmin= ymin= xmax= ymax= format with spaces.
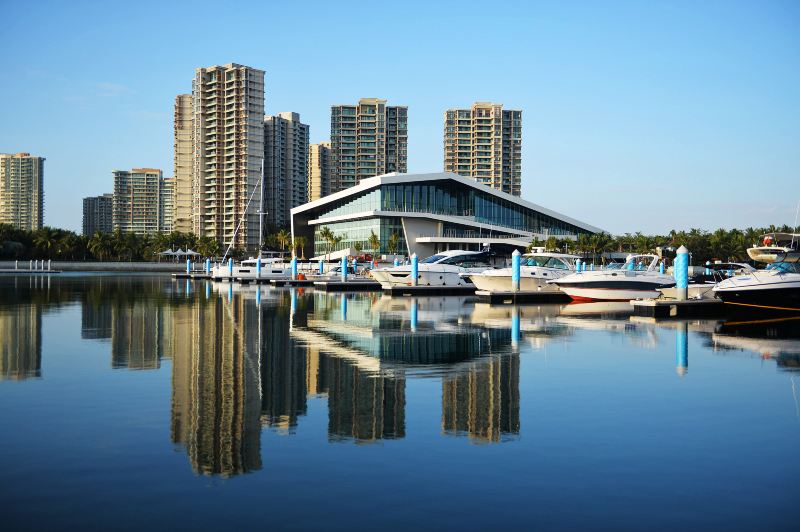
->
xmin=1 ymin=223 xmax=797 ymax=265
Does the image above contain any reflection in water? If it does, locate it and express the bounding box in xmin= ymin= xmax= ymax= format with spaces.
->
xmin=712 ymin=316 xmax=800 ymax=371
xmin=170 ymin=297 xmax=262 ymax=477
xmin=442 ymin=354 xmax=520 ymax=443
xmin=676 ymin=322 xmax=688 ymax=377
xmin=0 ymin=303 xmax=42 ymax=380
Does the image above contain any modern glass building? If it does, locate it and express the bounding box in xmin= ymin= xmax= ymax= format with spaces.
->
xmin=291 ymin=172 xmax=601 ymax=259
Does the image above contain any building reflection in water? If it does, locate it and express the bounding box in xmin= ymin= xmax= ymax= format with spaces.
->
xmin=441 ymin=355 xmax=520 ymax=443
xmin=0 ymin=303 xmax=42 ymax=380
xmin=170 ymin=294 xmax=262 ymax=477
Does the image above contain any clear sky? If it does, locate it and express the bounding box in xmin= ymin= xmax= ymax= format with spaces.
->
xmin=1 ymin=0 xmax=798 ymax=234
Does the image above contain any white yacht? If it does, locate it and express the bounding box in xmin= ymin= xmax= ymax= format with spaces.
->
xmin=747 ymin=233 xmax=800 ymax=263
xmin=369 ymin=250 xmax=493 ymax=288
xmin=469 ymin=252 xmax=579 ymax=293
xmin=548 ymin=254 xmax=675 ymax=301
xmin=211 ymin=253 xmax=290 ymax=281
xmin=713 ymin=261 xmax=800 ymax=312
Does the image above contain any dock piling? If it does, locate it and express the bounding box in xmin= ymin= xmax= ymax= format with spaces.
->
xmin=675 ymin=245 xmax=689 ymax=301
xmin=341 ymin=256 xmax=347 ymax=282
xmin=411 ymin=253 xmax=418 ymax=287
xmin=511 ymin=249 xmax=520 ymax=292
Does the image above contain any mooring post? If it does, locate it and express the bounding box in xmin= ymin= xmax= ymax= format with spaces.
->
xmin=48 ymin=259 xmax=51 ymax=271
xmin=205 ymin=258 xmax=211 ymax=274
xmin=511 ymin=249 xmax=521 ymax=292
xmin=659 ymin=261 xmax=665 ymax=274
xmin=675 ymin=245 xmax=689 ymax=301
xmin=228 ymin=257 xmax=233 ymax=279
xmin=291 ymin=256 xmax=298 ymax=281
xmin=319 ymin=259 xmax=324 ymax=275
xmin=394 ymin=257 xmax=400 ymax=267
xmin=576 ymin=258 xmax=582 ymax=273
xmin=256 ymin=257 xmax=261 ymax=279
xmin=411 ymin=253 xmax=418 ymax=287
xmin=186 ymin=259 xmax=191 ymax=274
xmin=341 ymin=256 xmax=347 ymax=282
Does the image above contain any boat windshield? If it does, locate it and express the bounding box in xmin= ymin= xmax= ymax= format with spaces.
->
xmin=544 ymin=257 xmax=570 ymax=270
xmin=420 ymin=254 xmax=446 ymax=264
xmin=766 ymin=262 xmax=800 ymax=274
xmin=524 ymin=256 xmax=548 ymax=267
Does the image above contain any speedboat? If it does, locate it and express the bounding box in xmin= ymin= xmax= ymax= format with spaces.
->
xmin=659 ymin=262 xmax=757 ymax=300
xmin=369 ymin=250 xmax=493 ymax=288
xmin=747 ymin=233 xmax=800 ymax=263
xmin=211 ymin=253 xmax=290 ymax=281
xmin=712 ymin=261 xmax=800 ymax=312
xmin=548 ymin=254 xmax=675 ymax=301
xmin=469 ymin=252 xmax=579 ymax=293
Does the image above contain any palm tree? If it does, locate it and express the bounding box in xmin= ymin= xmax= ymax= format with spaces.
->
xmin=88 ymin=231 xmax=113 ymax=261
xmin=276 ymin=229 xmax=291 ymax=257
xmin=387 ymin=232 xmax=400 ymax=256
xmin=353 ymin=241 xmax=363 ymax=256
xmin=319 ymin=226 xmax=334 ymax=261
xmin=33 ymin=227 xmax=58 ymax=258
xmin=293 ymin=235 xmax=307 ymax=260
xmin=367 ymin=230 xmax=381 ymax=255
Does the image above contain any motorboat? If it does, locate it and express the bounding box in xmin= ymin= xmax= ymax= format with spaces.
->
xmin=211 ymin=253 xmax=291 ymax=281
xmin=712 ymin=261 xmax=800 ymax=312
xmin=747 ymin=233 xmax=800 ymax=263
xmin=369 ymin=249 xmax=493 ymax=288
xmin=659 ymin=262 xmax=757 ymax=300
xmin=548 ymin=254 xmax=675 ymax=301
xmin=469 ymin=252 xmax=579 ymax=293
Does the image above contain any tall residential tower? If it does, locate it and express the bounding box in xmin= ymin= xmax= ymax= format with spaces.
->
xmin=0 ymin=153 xmax=44 ymax=231
xmin=307 ymin=142 xmax=331 ymax=202
xmin=172 ymin=94 xmax=193 ymax=233
xmin=444 ymin=103 xmax=522 ymax=196
xmin=190 ymin=63 xmax=265 ymax=250
xmin=82 ymin=193 xmax=113 ymax=236
xmin=264 ymin=112 xmax=309 ymax=229
xmin=112 ymin=168 xmax=171 ymax=235
xmin=330 ymin=98 xmax=407 ymax=194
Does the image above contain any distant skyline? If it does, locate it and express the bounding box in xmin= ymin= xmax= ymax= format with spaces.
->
xmin=1 ymin=0 xmax=798 ymax=234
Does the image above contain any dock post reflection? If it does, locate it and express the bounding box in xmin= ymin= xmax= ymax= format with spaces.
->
xmin=410 ymin=299 xmax=418 ymax=331
xmin=511 ymin=306 xmax=520 ymax=349
xmin=676 ymin=322 xmax=688 ymax=376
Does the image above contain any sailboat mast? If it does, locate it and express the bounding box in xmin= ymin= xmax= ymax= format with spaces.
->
xmin=259 ymin=158 xmax=265 ymax=258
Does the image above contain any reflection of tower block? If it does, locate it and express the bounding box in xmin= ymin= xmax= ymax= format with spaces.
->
xmin=327 ymin=357 xmax=406 ymax=442
xmin=442 ymin=355 xmax=520 ymax=443
xmin=0 ymin=303 xmax=42 ymax=380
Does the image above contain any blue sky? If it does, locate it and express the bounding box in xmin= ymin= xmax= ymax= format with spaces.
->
xmin=1 ymin=0 xmax=798 ymax=234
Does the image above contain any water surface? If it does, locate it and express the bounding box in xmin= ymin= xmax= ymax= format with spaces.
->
xmin=1 ymin=274 xmax=798 ymax=530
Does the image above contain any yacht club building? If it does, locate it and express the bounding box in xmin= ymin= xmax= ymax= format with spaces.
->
xmin=291 ymin=172 xmax=601 ymax=259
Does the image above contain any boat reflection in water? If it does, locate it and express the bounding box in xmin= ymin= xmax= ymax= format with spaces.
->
xmin=711 ymin=316 xmax=800 ymax=371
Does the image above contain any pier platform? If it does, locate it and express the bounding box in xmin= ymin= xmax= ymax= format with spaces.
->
xmin=172 ymin=272 xmax=211 ymax=280
xmin=313 ymin=280 xmax=381 ymax=292
xmin=383 ymin=285 xmax=476 ymax=296
xmin=475 ymin=290 xmax=570 ymax=304
xmin=0 ymin=269 xmax=62 ymax=275
xmin=631 ymin=298 xmax=725 ymax=318
xmin=270 ymin=279 xmax=314 ymax=287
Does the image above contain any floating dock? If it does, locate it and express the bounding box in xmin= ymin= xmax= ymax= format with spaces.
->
xmin=382 ymin=285 xmax=476 ymax=296
xmin=631 ymin=298 xmax=726 ymax=318
xmin=172 ymin=272 xmax=211 ymax=280
xmin=270 ymin=279 xmax=314 ymax=287
xmin=0 ymin=269 xmax=62 ymax=275
xmin=475 ymin=290 xmax=571 ymax=304
xmin=313 ymin=280 xmax=381 ymax=292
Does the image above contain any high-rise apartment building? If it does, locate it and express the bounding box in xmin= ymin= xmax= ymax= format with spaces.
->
xmin=264 ymin=112 xmax=309 ymax=229
xmin=0 ymin=153 xmax=44 ymax=230
xmin=82 ymin=193 xmax=113 ymax=236
xmin=112 ymin=168 xmax=171 ymax=235
xmin=308 ymin=142 xmax=331 ymax=202
xmin=190 ymin=63 xmax=265 ymax=250
xmin=330 ymin=98 xmax=407 ymax=193
xmin=443 ymin=102 xmax=522 ymax=196
xmin=172 ymin=94 xmax=193 ymax=233
xmin=160 ymin=177 xmax=174 ymax=233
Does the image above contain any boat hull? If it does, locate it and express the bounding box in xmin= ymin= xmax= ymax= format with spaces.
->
xmin=715 ymin=286 xmax=800 ymax=312
xmin=470 ymin=274 xmax=564 ymax=293
xmin=559 ymin=286 xmax=664 ymax=302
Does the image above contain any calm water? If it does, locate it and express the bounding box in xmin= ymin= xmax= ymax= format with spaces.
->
xmin=1 ymin=274 xmax=798 ymax=530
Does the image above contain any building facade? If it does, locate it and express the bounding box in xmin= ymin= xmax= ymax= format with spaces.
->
xmin=307 ymin=142 xmax=331 ymax=202
xmin=444 ymin=103 xmax=522 ymax=196
xmin=112 ymin=168 xmax=171 ymax=235
xmin=330 ymin=98 xmax=407 ymax=194
xmin=160 ymin=177 xmax=174 ymax=233
xmin=191 ymin=63 xmax=265 ymax=250
xmin=264 ymin=112 xmax=309 ymax=229
xmin=82 ymin=193 xmax=113 ymax=236
xmin=0 ymin=152 xmax=44 ymax=231
xmin=291 ymin=172 xmax=600 ymax=259
xmin=172 ymin=94 xmax=193 ymax=233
